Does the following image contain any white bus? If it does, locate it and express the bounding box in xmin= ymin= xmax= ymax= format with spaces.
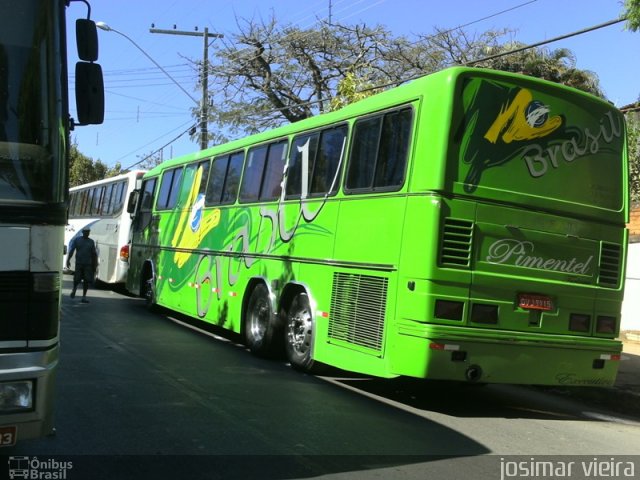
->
xmin=0 ymin=0 xmax=103 ymax=445
xmin=65 ymin=171 xmax=145 ymax=285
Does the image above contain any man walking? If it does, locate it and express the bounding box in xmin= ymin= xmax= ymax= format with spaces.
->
xmin=66 ymin=227 xmax=98 ymax=303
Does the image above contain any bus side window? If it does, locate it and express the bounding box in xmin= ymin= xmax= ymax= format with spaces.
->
xmin=260 ymin=140 xmax=287 ymax=201
xmin=69 ymin=192 xmax=78 ymax=216
xmin=346 ymin=116 xmax=381 ymax=190
xmin=197 ymin=160 xmax=210 ymax=196
xmin=346 ymin=107 xmax=412 ymax=192
xmin=179 ymin=163 xmax=198 ymax=208
xmin=311 ymin=125 xmax=347 ymax=196
xmin=90 ymin=186 xmax=104 ymax=215
xmin=112 ymin=181 xmax=127 ymax=214
xmin=222 ymin=152 xmax=244 ymax=204
xmin=156 ymin=167 xmax=183 ymax=210
xmin=101 ymin=183 xmax=114 ymax=215
xmin=180 ymin=160 xmax=210 ymax=208
xmin=240 ymin=145 xmax=268 ymax=203
xmin=140 ymin=179 xmax=156 ymax=211
xmin=286 ymin=133 xmax=319 ymax=198
xmin=79 ymin=190 xmax=89 ymax=216
xmin=205 ymin=155 xmax=229 ymax=206
xmin=374 ymin=108 xmax=412 ymax=189
xmin=137 ymin=178 xmax=157 ymax=231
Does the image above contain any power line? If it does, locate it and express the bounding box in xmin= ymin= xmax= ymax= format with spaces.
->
xmin=464 ymin=17 xmax=627 ymax=66
xmin=121 ymin=123 xmax=197 ymax=171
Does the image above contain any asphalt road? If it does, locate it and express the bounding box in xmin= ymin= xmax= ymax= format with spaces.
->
xmin=3 ymin=278 xmax=639 ymax=479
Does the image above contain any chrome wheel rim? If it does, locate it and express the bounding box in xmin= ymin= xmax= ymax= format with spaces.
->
xmin=287 ymin=305 xmax=312 ymax=355
xmin=249 ymin=298 xmax=270 ymax=342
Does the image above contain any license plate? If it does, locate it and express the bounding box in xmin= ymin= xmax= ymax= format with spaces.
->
xmin=0 ymin=426 xmax=17 ymax=447
xmin=518 ymin=293 xmax=554 ymax=311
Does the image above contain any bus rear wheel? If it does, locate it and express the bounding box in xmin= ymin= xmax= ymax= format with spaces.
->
xmin=284 ymin=292 xmax=316 ymax=372
xmin=244 ymin=283 xmax=281 ymax=357
xmin=142 ymin=276 xmax=157 ymax=312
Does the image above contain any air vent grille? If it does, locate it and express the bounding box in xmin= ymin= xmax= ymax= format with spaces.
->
xmin=598 ymin=242 xmax=621 ymax=288
xmin=329 ymin=273 xmax=388 ymax=352
xmin=440 ymin=218 xmax=474 ymax=267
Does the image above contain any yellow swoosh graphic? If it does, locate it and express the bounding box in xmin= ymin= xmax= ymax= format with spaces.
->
xmin=484 ymin=89 xmax=562 ymax=144
xmin=172 ymin=166 xmax=220 ymax=268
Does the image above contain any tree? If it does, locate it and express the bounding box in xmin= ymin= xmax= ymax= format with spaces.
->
xmin=69 ymin=140 xmax=124 ymax=187
xmin=469 ymin=42 xmax=604 ymax=97
xmin=132 ymin=150 xmax=166 ymax=170
xmin=329 ymin=68 xmax=382 ymax=111
xmin=624 ymin=0 xmax=640 ymax=31
xmin=196 ymin=17 xmax=604 ymax=139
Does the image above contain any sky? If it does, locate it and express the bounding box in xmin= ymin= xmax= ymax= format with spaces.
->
xmin=65 ymin=0 xmax=639 ymax=169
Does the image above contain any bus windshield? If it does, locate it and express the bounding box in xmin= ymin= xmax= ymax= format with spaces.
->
xmin=0 ymin=0 xmax=64 ymax=204
xmin=452 ymin=73 xmax=625 ymax=216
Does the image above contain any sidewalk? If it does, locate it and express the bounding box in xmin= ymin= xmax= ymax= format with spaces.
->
xmin=532 ymin=332 xmax=640 ymax=419
xmin=617 ymin=331 xmax=640 ymax=397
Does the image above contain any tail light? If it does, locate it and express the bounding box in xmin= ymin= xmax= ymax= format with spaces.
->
xmin=569 ymin=313 xmax=591 ymax=332
xmin=596 ymin=316 xmax=617 ymax=334
xmin=119 ymin=244 xmax=130 ymax=262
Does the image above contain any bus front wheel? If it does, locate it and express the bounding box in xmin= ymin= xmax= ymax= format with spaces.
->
xmin=284 ymin=292 xmax=316 ymax=372
xmin=244 ymin=283 xmax=281 ymax=357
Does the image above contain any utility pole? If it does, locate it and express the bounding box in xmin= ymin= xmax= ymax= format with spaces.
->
xmin=150 ymin=26 xmax=223 ymax=150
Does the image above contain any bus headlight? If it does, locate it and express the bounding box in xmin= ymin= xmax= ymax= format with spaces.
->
xmin=0 ymin=381 xmax=34 ymax=412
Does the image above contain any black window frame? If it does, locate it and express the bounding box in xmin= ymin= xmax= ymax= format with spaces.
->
xmin=259 ymin=140 xmax=287 ymax=202
xmin=285 ymin=123 xmax=348 ymax=200
xmin=156 ymin=167 xmax=184 ymax=211
xmin=139 ymin=177 xmax=157 ymax=213
xmin=179 ymin=159 xmax=211 ymax=208
xmin=239 ymin=139 xmax=288 ymax=204
xmin=205 ymin=151 xmax=245 ymax=206
xmin=344 ymin=106 xmax=413 ymax=194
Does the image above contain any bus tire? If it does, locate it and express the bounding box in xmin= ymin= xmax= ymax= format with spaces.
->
xmin=244 ymin=283 xmax=281 ymax=357
xmin=284 ymin=292 xmax=317 ymax=372
xmin=142 ymin=276 xmax=157 ymax=312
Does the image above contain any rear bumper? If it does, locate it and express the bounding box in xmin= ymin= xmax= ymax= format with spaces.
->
xmin=390 ymin=322 xmax=621 ymax=386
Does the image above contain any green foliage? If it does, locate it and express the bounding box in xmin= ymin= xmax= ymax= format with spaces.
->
xmin=624 ymin=0 xmax=640 ymax=31
xmin=69 ymin=140 xmax=124 ymax=187
xmin=133 ymin=151 xmax=164 ymax=170
xmin=329 ymin=70 xmax=381 ymax=111
xmin=475 ymin=44 xmax=604 ymax=98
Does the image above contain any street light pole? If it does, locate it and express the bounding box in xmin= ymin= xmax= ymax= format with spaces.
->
xmin=96 ymin=22 xmax=200 ymax=107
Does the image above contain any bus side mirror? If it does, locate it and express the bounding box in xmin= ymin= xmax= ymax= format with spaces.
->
xmin=76 ymin=19 xmax=98 ymax=61
xmin=75 ymin=62 xmax=104 ymax=125
xmin=127 ymin=190 xmax=139 ymax=215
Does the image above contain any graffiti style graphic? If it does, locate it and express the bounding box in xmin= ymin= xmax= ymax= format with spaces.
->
xmin=483 ymin=89 xmax=562 ymax=144
xmin=161 ymin=136 xmax=346 ymax=319
xmin=171 ymin=166 xmax=221 ymax=268
xmin=458 ymin=77 xmax=623 ymax=193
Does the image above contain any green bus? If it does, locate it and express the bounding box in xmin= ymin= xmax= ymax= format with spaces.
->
xmin=126 ymin=66 xmax=628 ymax=386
